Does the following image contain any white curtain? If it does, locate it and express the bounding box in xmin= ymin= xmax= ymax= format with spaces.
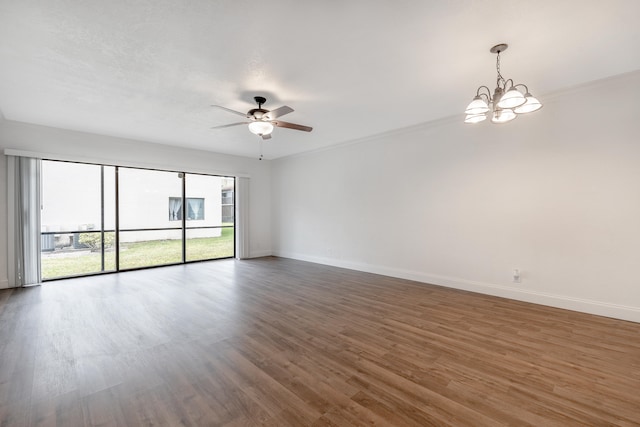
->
xmin=187 ymin=198 xmax=201 ymax=220
xmin=169 ymin=197 xmax=182 ymax=221
xmin=9 ymin=156 xmax=42 ymax=286
xmin=235 ymin=177 xmax=250 ymax=259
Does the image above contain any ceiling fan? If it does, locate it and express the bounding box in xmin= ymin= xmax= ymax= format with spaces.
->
xmin=211 ymin=96 xmax=313 ymax=140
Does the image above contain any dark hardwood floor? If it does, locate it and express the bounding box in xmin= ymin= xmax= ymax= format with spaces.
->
xmin=0 ymin=257 xmax=639 ymax=426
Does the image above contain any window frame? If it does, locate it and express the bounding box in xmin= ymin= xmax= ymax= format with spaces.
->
xmin=40 ymin=159 xmax=235 ymax=281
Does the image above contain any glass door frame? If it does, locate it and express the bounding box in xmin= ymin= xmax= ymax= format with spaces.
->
xmin=41 ymin=159 xmax=236 ymax=281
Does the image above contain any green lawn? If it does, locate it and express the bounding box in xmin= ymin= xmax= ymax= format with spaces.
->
xmin=42 ymin=227 xmax=234 ymax=280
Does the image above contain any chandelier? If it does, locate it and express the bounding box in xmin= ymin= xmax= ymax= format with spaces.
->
xmin=465 ymin=44 xmax=542 ymax=124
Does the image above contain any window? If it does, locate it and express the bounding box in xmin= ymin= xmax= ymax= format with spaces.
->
xmin=41 ymin=160 xmax=234 ymax=279
xmin=186 ymin=198 xmax=204 ymax=220
xmin=185 ymin=174 xmax=233 ymax=261
xmin=40 ymin=161 xmax=117 ymax=279
xmin=221 ymin=179 xmax=234 ymax=224
xmin=168 ymin=197 xmax=205 ymax=221
xmin=169 ymin=197 xmax=182 ymax=221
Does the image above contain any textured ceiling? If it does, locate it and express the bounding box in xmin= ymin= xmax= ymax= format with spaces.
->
xmin=1 ymin=0 xmax=639 ymax=159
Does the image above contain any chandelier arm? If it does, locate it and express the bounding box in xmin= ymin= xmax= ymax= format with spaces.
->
xmin=513 ymin=83 xmax=529 ymax=93
xmin=476 ymin=85 xmax=492 ymax=101
xmin=503 ymin=78 xmax=515 ymax=90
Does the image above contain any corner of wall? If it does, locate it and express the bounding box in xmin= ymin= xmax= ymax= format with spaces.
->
xmin=249 ymin=249 xmax=273 ymax=258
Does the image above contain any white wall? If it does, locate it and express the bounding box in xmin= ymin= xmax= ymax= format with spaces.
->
xmin=0 ymin=120 xmax=272 ymax=288
xmin=272 ymin=71 xmax=640 ymax=323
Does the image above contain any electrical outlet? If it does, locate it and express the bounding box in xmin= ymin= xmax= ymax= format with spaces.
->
xmin=513 ymin=269 xmax=521 ymax=283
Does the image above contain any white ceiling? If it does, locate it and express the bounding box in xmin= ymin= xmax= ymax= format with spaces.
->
xmin=1 ymin=0 xmax=639 ymax=160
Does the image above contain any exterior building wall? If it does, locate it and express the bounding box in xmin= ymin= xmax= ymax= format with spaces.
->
xmin=41 ymin=160 xmax=228 ymax=245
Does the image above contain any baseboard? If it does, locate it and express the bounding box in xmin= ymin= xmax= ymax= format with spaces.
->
xmin=0 ymin=278 xmax=9 ymax=290
xmin=249 ymin=249 xmax=273 ymax=258
xmin=274 ymin=251 xmax=640 ymax=324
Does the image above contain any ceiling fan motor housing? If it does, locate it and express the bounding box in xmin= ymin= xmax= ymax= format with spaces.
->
xmin=248 ymin=108 xmax=268 ymax=120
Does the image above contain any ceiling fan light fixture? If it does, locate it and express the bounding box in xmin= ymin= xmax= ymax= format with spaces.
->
xmin=465 ymin=43 xmax=542 ymax=124
xmin=248 ymin=121 xmax=274 ymax=136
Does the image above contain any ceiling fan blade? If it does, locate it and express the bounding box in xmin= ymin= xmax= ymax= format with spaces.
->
xmin=211 ymin=105 xmax=249 ymax=117
xmin=273 ymin=120 xmax=313 ymax=132
xmin=261 ymin=133 xmax=272 ymax=140
xmin=264 ymin=106 xmax=294 ymax=120
xmin=210 ymin=122 xmax=249 ymax=129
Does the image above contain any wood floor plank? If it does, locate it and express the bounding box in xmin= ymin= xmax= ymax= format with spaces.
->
xmin=0 ymin=257 xmax=639 ymax=426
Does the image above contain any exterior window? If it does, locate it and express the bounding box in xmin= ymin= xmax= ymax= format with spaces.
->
xmin=169 ymin=197 xmax=182 ymax=221
xmin=221 ymin=180 xmax=234 ymax=224
xmin=186 ymin=198 xmax=204 ymax=220
xmin=169 ymin=197 xmax=205 ymax=221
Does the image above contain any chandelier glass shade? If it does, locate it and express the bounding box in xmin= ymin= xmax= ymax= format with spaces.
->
xmin=514 ymin=93 xmax=542 ymax=113
xmin=491 ymin=108 xmax=517 ymax=124
xmin=497 ymin=88 xmax=526 ymax=109
xmin=464 ymin=96 xmax=491 ymax=115
xmin=465 ymin=44 xmax=542 ymax=124
xmin=464 ymin=113 xmax=487 ymax=124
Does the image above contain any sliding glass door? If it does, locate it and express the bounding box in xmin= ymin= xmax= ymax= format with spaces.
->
xmin=40 ymin=160 xmax=235 ymax=280
xmin=185 ymin=174 xmax=234 ymax=261
xmin=41 ymin=162 xmax=116 ymax=279
xmin=118 ymin=168 xmax=183 ymax=270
